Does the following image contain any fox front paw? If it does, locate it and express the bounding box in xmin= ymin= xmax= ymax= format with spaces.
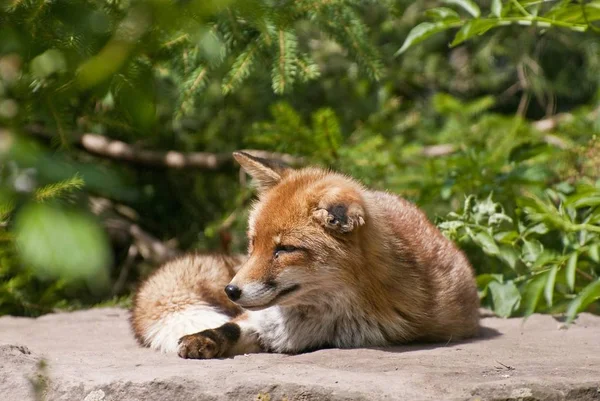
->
xmin=177 ymin=332 xmax=220 ymax=359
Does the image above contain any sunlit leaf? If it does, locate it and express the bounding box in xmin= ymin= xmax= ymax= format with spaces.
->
xmin=472 ymin=230 xmax=500 ymax=255
xmin=566 ymin=252 xmax=578 ymax=292
xmin=544 ymin=265 xmax=558 ymax=307
xmin=523 ymin=222 xmax=549 ymax=237
xmin=488 ymin=280 xmax=521 ymax=318
xmin=31 ymin=49 xmax=67 ymax=79
xmin=491 ymin=0 xmax=502 ymax=17
xmin=532 ymin=249 xmax=560 ymax=270
xmin=395 ymin=22 xmax=457 ymax=55
xmin=424 ymin=7 xmax=461 ymax=21
xmin=476 ymin=273 xmax=503 ymax=298
xmin=14 ymin=203 xmax=111 ymax=288
xmin=588 ymin=244 xmax=600 ymax=263
xmin=522 ymin=238 xmax=544 ymax=265
xmin=566 ymin=278 xmax=600 ymax=323
xmin=521 ymin=274 xmax=547 ymax=316
xmin=498 ymin=245 xmax=519 ymax=270
xmin=451 ymin=19 xmax=502 ymax=47
xmin=442 ymin=0 xmax=481 ymax=17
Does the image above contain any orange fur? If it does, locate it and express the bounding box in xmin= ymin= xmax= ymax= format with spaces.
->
xmin=131 ymin=152 xmax=480 ymax=358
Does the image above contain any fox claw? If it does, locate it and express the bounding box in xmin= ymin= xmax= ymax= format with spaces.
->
xmin=177 ymin=332 xmax=219 ymax=359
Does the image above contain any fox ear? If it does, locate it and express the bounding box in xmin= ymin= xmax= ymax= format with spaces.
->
xmin=312 ymin=193 xmax=366 ymax=234
xmin=233 ymin=151 xmax=289 ymax=192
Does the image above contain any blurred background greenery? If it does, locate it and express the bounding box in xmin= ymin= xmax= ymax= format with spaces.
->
xmin=0 ymin=0 xmax=599 ymax=321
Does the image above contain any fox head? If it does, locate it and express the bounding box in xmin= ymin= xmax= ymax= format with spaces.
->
xmin=225 ymin=151 xmax=368 ymax=310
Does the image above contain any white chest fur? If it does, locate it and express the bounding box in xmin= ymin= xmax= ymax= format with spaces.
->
xmin=247 ymin=297 xmax=389 ymax=353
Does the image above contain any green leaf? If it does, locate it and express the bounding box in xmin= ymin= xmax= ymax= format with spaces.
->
xmin=488 ymin=280 xmax=521 ymax=318
xmin=433 ymin=92 xmax=465 ymax=114
xmin=521 ymin=238 xmax=544 ymax=265
xmin=523 ymin=222 xmax=549 ymax=237
xmin=442 ymin=0 xmax=481 ymax=17
xmin=566 ymin=278 xmax=600 ymax=323
xmin=532 ymin=249 xmax=560 ymax=270
xmin=438 ymin=220 xmax=465 ymax=231
xmin=472 ymin=230 xmax=500 ymax=255
xmin=491 ymin=0 xmax=503 ymax=17
xmin=509 ymin=142 xmax=551 ymax=163
xmin=31 ymin=49 xmax=67 ymax=79
xmin=464 ymin=95 xmax=496 ymax=116
xmin=571 ymin=196 xmax=600 ymax=208
xmin=14 ymin=203 xmax=111 ymax=288
xmin=544 ymin=265 xmax=558 ymax=307
xmin=588 ymin=244 xmax=600 ymax=263
xmin=521 ymin=274 xmax=547 ymax=317
xmin=566 ymin=252 xmax=578 ymax=292
xmin=495 ymin=230 xmax=520 ymax=243
xmin=451 ymin=19 xmax=502 ymax=47
xmin=395 ymin=22 xmax=456 ymax=55
xmin=498 ymin=245 xmax=519 ymax=270
xmin=476 ymin=273 xmax=503 ymax=298
xmin=424 ymin=7 xmax=461 ymax=21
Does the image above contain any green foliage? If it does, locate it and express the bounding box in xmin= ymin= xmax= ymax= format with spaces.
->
xmin=0 ymin=166 xmax=111 ymax=315
xmin=0 ymin=0 xmax=599 ymax=322
xmin=398 ymin=0 xmax=600 ymax=54
xmin=439 ymin=187 xmax=600 ymax=321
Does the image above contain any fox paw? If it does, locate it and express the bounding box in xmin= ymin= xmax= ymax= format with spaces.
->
xmin=177 ymin=332 xmax=220 ymax=359
xmin=313 ymin=203 xmax=365 ymax=233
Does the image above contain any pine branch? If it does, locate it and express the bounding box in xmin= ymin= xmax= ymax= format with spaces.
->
xmin=34 ymin=174 xmax=85 ymax=203
xmin=222 ymin=38 xmax=261 ymax=94
xmin=272 ymin=29 xmax=298 ymax=94
xmin=317 ymin=5 xmax=383 ymax=81
xmin=46 ymin=96 xmax=67 ymax=148
xmin=177 ymin=64 xmax=209 ymax=117
xmin=296 ymin=54 xmax=320 ymax=81
xmin=0 ymin=198 xmax=16 ymax=224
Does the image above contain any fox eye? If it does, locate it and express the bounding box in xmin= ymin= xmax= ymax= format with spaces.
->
xmin=274 ymin=245 xmax=298 ymax=258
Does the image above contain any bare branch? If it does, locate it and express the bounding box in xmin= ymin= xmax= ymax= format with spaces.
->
xmin=89 ymin=196 xmax=180 ymax=265
xmin=25 ymin=125 xmax=304 ymax=169
xmin=421 ymin=144 xmax=457 ymax=158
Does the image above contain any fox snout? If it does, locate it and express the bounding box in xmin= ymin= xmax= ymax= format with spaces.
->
xmin=224 ymin=284 xmax=242 ymax=301
xmin=223 ymin=277 xmax=302 ymax=310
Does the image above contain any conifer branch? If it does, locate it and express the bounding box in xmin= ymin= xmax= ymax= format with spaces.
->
xmin=34 ymin=174 xmax=85 ymax=202
xmin=177 ymin=65 xmax=209 ymax=117
xmin=278 ymin=29 xmax=288 ymax=92
xmin=222 ymin=39 xmax=260 ymax=94
xmin=272 ymin=29 xmax=298 ymax=93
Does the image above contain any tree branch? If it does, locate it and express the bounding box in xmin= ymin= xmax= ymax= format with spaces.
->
xmin=25 ymin=125 xmax=304 ymax=169
xmin=89 ymin=196 xmax=180 ymax=265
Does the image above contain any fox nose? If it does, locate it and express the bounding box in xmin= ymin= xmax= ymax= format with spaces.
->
xmin=224 ymin=284 xmax=242 ymax=301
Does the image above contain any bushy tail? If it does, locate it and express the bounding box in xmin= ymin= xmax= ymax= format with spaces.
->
xmin=130 ymin=254 xmax=245 ymax=353
xmin=141 ymin=304 xmax=231 ymax=353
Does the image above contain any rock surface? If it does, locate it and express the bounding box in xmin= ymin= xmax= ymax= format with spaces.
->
xmin=0 ymin=308 xmax=599 ymax=401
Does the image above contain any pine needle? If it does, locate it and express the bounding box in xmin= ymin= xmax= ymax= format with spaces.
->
xmin=34 ymin=174 xmax=85 ymax=203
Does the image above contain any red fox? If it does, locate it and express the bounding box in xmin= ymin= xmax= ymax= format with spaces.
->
xmin=130 ymin=152 xmax=480 ymax=358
